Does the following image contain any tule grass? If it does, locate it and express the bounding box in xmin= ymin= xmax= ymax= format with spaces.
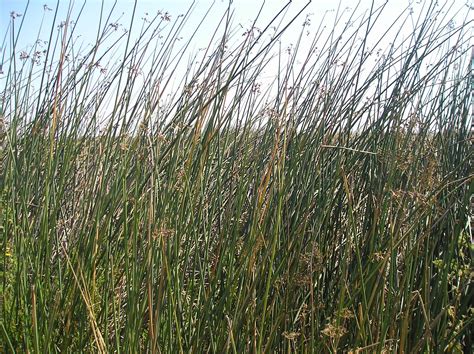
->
xmin=0 ymin=1 xmax=472 ymax=352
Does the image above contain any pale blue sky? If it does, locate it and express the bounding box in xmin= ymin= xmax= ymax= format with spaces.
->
xmin=2 ymin=1 xmax=472 ymax=53
xmin=0 ymin=1 xmax=414 ymax=53
xmin=1 ymin=0 xmax=471 ymax=102
xmin=1 ymin=0 xmax=471 ymax=126
xmin=2 ymin=1 xmax=471 ymax=59
xmin=1 ymin=1 xmax=342 ymax=74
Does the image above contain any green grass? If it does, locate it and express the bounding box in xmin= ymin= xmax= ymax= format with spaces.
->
xmin=0 ymin=1 xmax=472 ymax=352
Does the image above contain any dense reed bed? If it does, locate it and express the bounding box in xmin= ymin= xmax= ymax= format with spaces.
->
xmin=1 ymin=1 xmax=472 ymax=352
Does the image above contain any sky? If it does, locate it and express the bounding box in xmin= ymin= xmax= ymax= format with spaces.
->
xmin=3 ymin=0 xmax=471 ymax=54
xmin=1 ymin=0 xmax=472 ymax=120
xmin=2 ymin=1 xmax=471 ymax=64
